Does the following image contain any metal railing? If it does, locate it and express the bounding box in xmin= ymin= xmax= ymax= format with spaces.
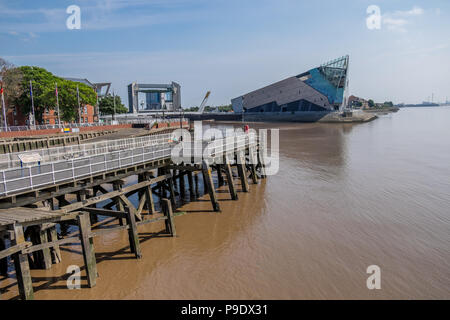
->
xmin=0 ymin=133 xmax=173 ymax=169
xmin=0 ymin=132 xmax=257 ymax=196
xmin=0 ymin=122 xmax=107 ymax=133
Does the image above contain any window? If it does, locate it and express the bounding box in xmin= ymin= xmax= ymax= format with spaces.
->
xmin=85 ymin=117 xmax=88 ymax=123
xmin=81 ymin=118 xmax=84 ymax=123
xmin=84 ymin=106 xmax=88 ymax=114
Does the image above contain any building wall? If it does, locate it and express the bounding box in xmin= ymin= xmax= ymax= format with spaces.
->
xmin=232 ymin=76 xmax=333 ymax=113
xmin=41 ymin=104 xmax=96 ymax=124
xmin=5 ymin=104 xmax=97 ymax=126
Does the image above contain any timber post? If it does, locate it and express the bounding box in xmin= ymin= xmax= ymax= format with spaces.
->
xmin=201 ymin=160 xmax=221 ymax=212
xmin=77 ymin=212 xmax=97 ymax=288
xmin=224 ymin=162 xmax=238 ymax=200
xmin=236 ymin=151 xmax=249 ymax=192
xmin=217 ymin=165 xmax=225 ymax=187
xmin=194 ymin=173 xmax=200 ymax=198
xmin=126 ymin=207 xmax=142 ymax=259
xmin=248 ymin=146 xmax=259 ymax=184
xmin=0 ymin=236 xmax=7 ymax=276
xmin=113 ymin=181 xmax=127 ymax=226
xmin=187 ymin=171 xmax=195 ymax=199
xmin=10 ymin=224 xmax=34 ymax=300
xmin=162 ymin=199 xmax=177 ymax=237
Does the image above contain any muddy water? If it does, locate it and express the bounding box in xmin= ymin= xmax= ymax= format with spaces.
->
xmin=1 ymin=107 xmax=449 ymax=299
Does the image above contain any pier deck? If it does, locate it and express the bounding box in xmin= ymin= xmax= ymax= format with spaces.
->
xmin=0 ymin=131 xmax=266 ymax=299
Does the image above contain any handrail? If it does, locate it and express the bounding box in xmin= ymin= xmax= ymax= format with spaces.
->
xmin=0 ymin=132 xmax=256 ymax=196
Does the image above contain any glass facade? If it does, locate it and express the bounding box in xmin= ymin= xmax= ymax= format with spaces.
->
xmin=246 ymin=99 xmax=328 ymax=113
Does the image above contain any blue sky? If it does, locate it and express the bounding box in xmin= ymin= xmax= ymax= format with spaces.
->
xmin=1 ymin=0 xmax=449 ymax=107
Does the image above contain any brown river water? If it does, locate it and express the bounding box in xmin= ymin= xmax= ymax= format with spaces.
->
xmin=1 ymin=107 xmax=449 ymax=299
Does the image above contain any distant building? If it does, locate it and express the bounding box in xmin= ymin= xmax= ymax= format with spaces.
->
xmin=348 ymin=95 xmax=369 ymax=109
xmin=128 ymin=82 xmax=181 ymax=113
xmin=42 ymin=104 xmax=96 ymax=125
xmin=232 ymin=56 xmax=349 ymax=117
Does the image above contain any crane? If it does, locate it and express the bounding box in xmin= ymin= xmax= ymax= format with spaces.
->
xmin=198 ymin=91 xmax=211 ymax=114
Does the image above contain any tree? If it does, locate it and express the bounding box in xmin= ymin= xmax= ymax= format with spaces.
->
xmin=368 ymin=99 xmax=375 ymax=108
xmin=11 ymin=66 xmax=96 ymax=123
xmin=99 ymin=94 xmax=128 ymax=115
xmin=0 ymin=58 xmax=23 ymax=110
xmin=383 ymin=101 xmax=393 ymax=108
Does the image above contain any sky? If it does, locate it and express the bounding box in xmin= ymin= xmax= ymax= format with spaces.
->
xmin=1 ymin=0 xmax=449 ymax=107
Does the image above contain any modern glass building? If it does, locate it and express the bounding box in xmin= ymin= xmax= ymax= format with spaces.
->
xmin=231 ymin=56 xmax=349 ymax=118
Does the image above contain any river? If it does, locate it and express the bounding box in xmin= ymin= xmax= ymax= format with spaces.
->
xmin=1 ymin=107 xmax=449 ymax=299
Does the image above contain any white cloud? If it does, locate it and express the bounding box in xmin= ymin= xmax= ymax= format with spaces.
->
xmin=382 ymin=6 xmax=424 ymax=32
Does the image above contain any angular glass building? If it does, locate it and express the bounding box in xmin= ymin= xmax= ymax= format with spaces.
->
xmin=231 ymin=56 xmax=349 ymax=120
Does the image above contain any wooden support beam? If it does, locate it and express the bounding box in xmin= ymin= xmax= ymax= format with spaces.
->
xmin=217 ymin=165 xmax=225 ymax=187
xmin=77 ymin=212 xmax=97 ymax=288
xmin=112 ymin=182 xmax=126 ymax=226
xmin=194 ymin=173 xmax=200 ymax=198
xmin=0 ymin=241 xmax=32 ymax=260
xmin=0 ymin=236 xmax=8 ymax=276
xmin=60 ymin=175 xmax=170 ymax=213
xmin=187 ymin=171 xmax=195 ymax=199
xmin=248 ymin=146 xmax=259 ymax=184
xmin=82 ymin=207 xmax=127 ymax=218
xmin=38 ymin=225 xmax=52 ymax=270
xmin=236 ymin=152 xmax=249 ymax=192
xmin=144 ymin=173 xmax=155 ymax=214
xmin=10 ymin=224 xmax=34 ymax=300
xmin=257 ymin=145 xmax=267 ymax=178
xmin=161 ymin=199 xmax=176 ymax=237
xmin=126 ymin=207 xmax=142 ymax=259
xmin=224 ymin=163 xmax=238 ymax=200
xmin=179 ymin=170 xmax=186 ymax=200
xmin=48 ymin=225 xmax=61 ymax=264
xmin=202 ymin=160 xmax=221 ymax=212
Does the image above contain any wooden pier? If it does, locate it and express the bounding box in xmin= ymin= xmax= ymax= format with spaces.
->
xmin=0 ymin=132 xmax=266 ymax=299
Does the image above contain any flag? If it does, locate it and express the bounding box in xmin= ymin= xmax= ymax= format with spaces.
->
xmin=0 ymin=85 xmax=3 ymax=95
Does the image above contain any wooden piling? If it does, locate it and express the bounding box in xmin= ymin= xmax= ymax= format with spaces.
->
xmin=236 ymin=152 xmax=249 ymax=192
xmin=38 ymin=225 xmax=52 ymax=270
xmin=48 ymin=225 xmax=62 ymax=264
xmin=224 ymin=163 xmax=238 ymax=200
xmin=187 ymin=171 xmax=195 ymax=199
xmin=202 ymin=160 xmax=221 ymax=212
xmin=248 ymin=146 xmax=259 ymax=184
xmin=126 ymin=207 xmax=142 ymax=259
xmin=162 ymin=199 xmax=177 ymax=237
xmin=0 ymin=236 xmax=7 ymax=276
xmin=10 ymin=224 xmax=34 ymax=300
xmin=77 ymin=212 xmax=97 ymax=288
xmin=194 ymin=173 xmax=200 ymax=198
xmin=113 ymin=181 xmax=126 ymax=226
xmin=217 ymin=165 xmax=225 ymax=187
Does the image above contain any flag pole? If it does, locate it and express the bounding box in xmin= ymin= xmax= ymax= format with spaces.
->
xmin=55 ymin=82 xmax=61 ymax=127
xmin=29 ymin=80 xmax=36 ymax=128
xmin=76 ymin=85 xmax=81 ymax=125
xmin=113 ymin=90 xmax=116 ymax=121
xmin=1 ymin=82 xmax=7 ymax=129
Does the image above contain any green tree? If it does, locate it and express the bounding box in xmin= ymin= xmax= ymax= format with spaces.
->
xmin=368 ymin=99 xmax=375 ymax=108
xmin=99 ymin=94 xmax=128 ymax=115
xmin=13 ymin=66 xmax=96 ymax=123
xmin=383 ymin=101 xmax=394 ymax=108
